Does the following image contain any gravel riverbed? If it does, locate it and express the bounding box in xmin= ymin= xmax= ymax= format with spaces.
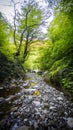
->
xmin=0 ymin=72 xmax=73 ymax=130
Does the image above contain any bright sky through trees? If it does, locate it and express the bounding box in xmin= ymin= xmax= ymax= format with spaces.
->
xmin=0 ymin=0 xmax=53 ymax=33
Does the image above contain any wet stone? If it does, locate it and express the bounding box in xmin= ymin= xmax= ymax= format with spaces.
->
xmin=57 ymin=97 xmax=63 ymax=101
xmin=44 ymin=102 xmax=49 ymax=108
xmin=67 ymin=117 xmax=73 ymax=128
xmin=0 ymin=87 xmax=3 ymax=90
xmin=16 ymin=125 xmax=30 ymax=130
xmin=0 ymin=97 xmax=5 ymax=103
xmin=32 ymin=101 xmax=41 ymax=107
xmin=10 ymin=107 xmax=18 ymax=112
xmin=42 ymin=95 xmax=49 ymax=102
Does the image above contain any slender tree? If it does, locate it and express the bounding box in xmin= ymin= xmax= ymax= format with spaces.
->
xmin=16 ymin=0 xmax=42 ymax=60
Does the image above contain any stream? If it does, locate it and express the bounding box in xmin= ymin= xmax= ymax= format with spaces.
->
xmin=0 ymin=71 xmax=73 ymax=130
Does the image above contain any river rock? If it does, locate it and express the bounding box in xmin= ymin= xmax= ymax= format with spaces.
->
xmin=32 ymin=101 xmax=41 ymax=106
xmin=67 ymin=117 xmax=73 ymax=128
xmin=1 ymin=72 xmax=73 ymax=130
xmin=43 ymin=95 xmax=49 ymax=102
xmin=57 ymin=97 xmax=63 ymax=101
xmin=10 ymin=107 xmax=18 ymax=112
xmin=0 ymin=97 xmax=5 ymax=103
xmin=24 ymin=89 xmax=37 ymax=94
xmin=44 ymin=102 xmax=49 ymax=108
xmin=33 ymin=121 xmax=38 ymax=129
xmin=49 ymin=106 xmax=56 ymax=110
xmin=24 ymin=118 xmax=28 ymax=122
xmin=5 ymin=95 xmax=15 ymax=101
xmin=16 ymin=125 xmax=29 ymax=130
xmin=0 ymin=87 xmax=3 ymax=89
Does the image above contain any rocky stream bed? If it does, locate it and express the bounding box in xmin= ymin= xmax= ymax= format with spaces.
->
xmin=0 ymin=71 xmax=73 ymax=130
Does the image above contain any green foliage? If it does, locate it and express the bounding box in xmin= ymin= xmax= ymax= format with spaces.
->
xmin=15 ymin=0 xmax=42 ymax=60
xmin=38 ymin=40 xmax=53 ymax=70
xmin=20 ymin=4 xmax=41 ymax=28
xmin=60 ymin=0 xmax=73 ymax=13
xmin=18 ymin=1 xmax=42 ymax=38
xmin=39 ymin=0 xmax=73 ymax=95
xmin=62 ymin=72 xmax=73 ymax=94
xmin=0 ymin=13 xmax=25 ymax=82
xmin=24 ymin=41 xmax=45 ymax=69
xmin=0 ymin=12 xmax=16 ymax=61
xmin=0 ymin=12 xmax=8 ymax=47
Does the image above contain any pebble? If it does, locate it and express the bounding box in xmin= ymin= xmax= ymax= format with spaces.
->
xmin=16 ymin=125 xmax=30 ymax=130
xmin=57 ymin=97 xmax=63 ymax=101
xmin=33 ymin=121 xmax=38 ymax=129
xmin=67 ymin=117 xmax=73 ymax=128
xmin=5 ymin=95 xmax=15 ymax=101
xmin=10 ymin=107 xmax=18 ymax=112
xmin=0 ymin=87 xmax=3 ymax=90
xmin=24 ymin=118 xmax=28 ymax=122
xmin=43 ymin=95 xmax=49 ymax=101
xmin=49 ymin=106 xmax=56 ymax=110
xmin=32 ymin=101 xmax=41 ymax=106
xmin=0 ymin=97 xmax=5 ymax=103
